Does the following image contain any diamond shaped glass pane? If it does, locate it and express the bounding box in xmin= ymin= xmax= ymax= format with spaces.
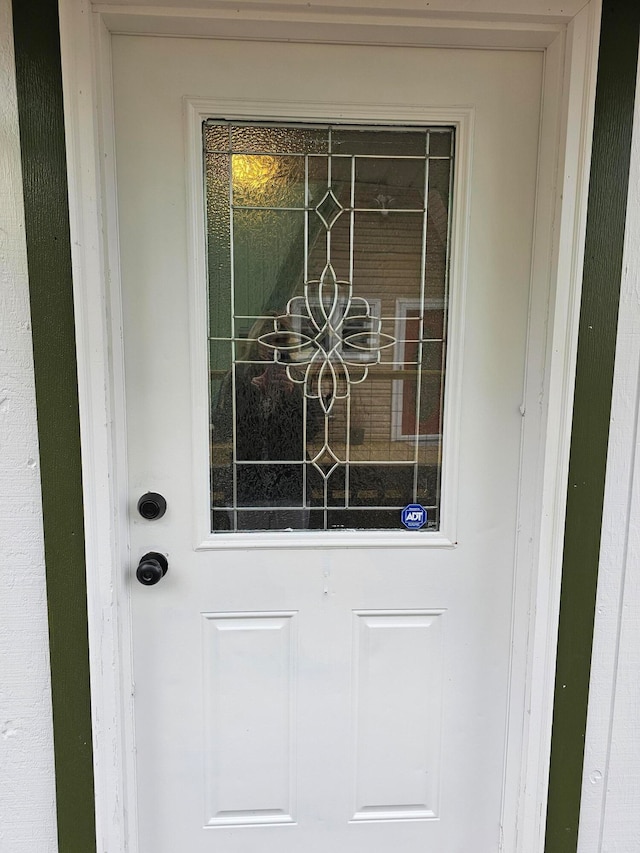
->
xmin=315 ymin=189 xmax=344 ymax=229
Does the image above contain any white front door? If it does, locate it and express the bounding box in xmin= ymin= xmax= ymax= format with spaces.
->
xmin=114 ymin=34 xmax=543 ymax=852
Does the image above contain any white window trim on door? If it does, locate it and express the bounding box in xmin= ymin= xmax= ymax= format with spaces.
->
xmin=57 ymin=2 xmax=602 ymax=853
xmin=186 ymin=99 xmax=472 ymax=551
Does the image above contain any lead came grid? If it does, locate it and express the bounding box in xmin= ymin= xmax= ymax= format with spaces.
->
xmin=205 ymin=121 xmax=454 ymax=532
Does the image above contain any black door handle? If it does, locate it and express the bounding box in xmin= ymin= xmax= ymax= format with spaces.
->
xmin=136 ymin=552 xmax=168 ymax=586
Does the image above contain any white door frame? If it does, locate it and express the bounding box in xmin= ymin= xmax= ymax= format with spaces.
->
xmin=57 ymin=2 xmax=602 ymax=851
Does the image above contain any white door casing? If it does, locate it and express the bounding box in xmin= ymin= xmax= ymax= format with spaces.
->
xmin=58 ymin=3 xmax=602 ymax=853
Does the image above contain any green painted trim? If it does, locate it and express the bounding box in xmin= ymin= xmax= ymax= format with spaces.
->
xmin=545 ymin=1 xmax=640 ymax=850
xmin=11 ymin=1 xmax=97 ymax=852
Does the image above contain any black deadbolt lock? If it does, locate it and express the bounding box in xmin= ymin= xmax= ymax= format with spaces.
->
xmin=137 ymin=492 xmax=167 ymax=520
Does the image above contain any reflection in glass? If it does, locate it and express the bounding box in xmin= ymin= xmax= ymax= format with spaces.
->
xmin=232 ymin=155 xmax=306 ymax=208
xmin=205 ymin=121 xmax=454 ymax=532
xmin=428 ymin=130 xmax=453 ymax=158
xmin=354 ymin=158 xmax=425 ymax=210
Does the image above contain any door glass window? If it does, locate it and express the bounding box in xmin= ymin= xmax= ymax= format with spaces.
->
xmin=205 ymin=121 xmax=453 ymax=532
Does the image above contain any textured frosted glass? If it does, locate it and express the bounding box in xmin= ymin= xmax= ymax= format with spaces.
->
xmin=232 ymin=155 xmax=306 ymax=208
xmin=230 ymin=125 xmax=328 ymax=154
xmin=203 ymin=123 xmax=230 ymax=152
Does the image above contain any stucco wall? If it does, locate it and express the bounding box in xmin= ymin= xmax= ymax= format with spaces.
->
xmin=0 ymin=0 xmax=58 ymax=850
xmin=578 ymin=54 xmax=640 ymax=853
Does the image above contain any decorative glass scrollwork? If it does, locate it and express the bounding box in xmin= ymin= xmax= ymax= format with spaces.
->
xmin=258 ymin=261 xmax=396 ymax=414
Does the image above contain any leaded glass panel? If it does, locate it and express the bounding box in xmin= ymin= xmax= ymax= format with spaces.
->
xmin=205 ymin=121 xmax=454 ymax=532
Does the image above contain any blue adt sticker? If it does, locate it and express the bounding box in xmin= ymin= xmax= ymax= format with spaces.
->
xmin=401 ymin=504 xmax=427 ymax=529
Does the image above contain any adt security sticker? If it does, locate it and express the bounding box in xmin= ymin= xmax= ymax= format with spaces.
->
xmin=401 ymin=504 xmax=427 ymax=530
